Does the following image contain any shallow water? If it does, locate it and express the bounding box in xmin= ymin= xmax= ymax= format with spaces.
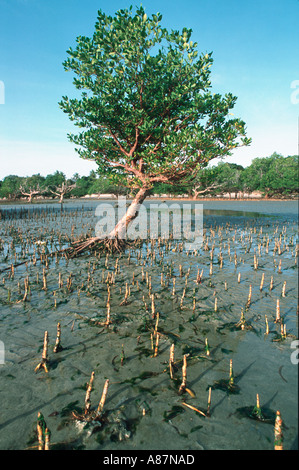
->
xmin=0 ymin=200 xmax=298 ymax=450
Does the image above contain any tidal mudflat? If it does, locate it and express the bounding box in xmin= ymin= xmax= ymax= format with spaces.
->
xmin=0 ymin=200 xmax=297 ymax=450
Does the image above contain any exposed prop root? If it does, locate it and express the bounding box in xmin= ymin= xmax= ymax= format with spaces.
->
xmin=37 ymin=412 xmax=51 ymax=450
xmin=181 ymin=402 xmax=206 ymax=417
xmin=65 ymin=236 xmax=129 ymax=258
xmin=53 ymin=322 xmax=63 ymax=353
xmin=0 ymin=236 xmax=142 ymax=274
xmin=72 ymin=377 xmax=110 ymax=423
xmin=35 ymin=331 xmax=49 ymax=373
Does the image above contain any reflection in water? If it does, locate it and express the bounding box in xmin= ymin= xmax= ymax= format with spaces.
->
xmin=203 ymin=209 xmax=271 ymax=218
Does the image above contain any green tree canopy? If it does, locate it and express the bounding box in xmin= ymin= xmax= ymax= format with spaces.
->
xmin=20 ymin=174 xmax=45 ymax=190
xmin=0 ymin=175 xmax=23 ymax=199
xmin=44 ymin=171 xmax=66 ymax=191
xmin=242 ymin=153 xmax=298 ymax=196
xmin=59 ymin=5 xmax=251 ymax=245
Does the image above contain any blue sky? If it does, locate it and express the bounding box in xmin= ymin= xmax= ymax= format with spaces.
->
xmin=0 ymin=0 xmax=298 ymax=179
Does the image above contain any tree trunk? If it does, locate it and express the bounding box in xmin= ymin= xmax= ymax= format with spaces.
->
xmin=67 ymin=185 xmax=150 ymax=256
xmin=109 ymin=186 xmax=150 ymax=239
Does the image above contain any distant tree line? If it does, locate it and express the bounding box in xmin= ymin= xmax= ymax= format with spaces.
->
xmin=0 ymin=153 xmax=297 ymax=202
xmin=0 ymin=170 xmax=130 ymax=202
xmin=183 ymin=152 xmax=299 ymax=199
